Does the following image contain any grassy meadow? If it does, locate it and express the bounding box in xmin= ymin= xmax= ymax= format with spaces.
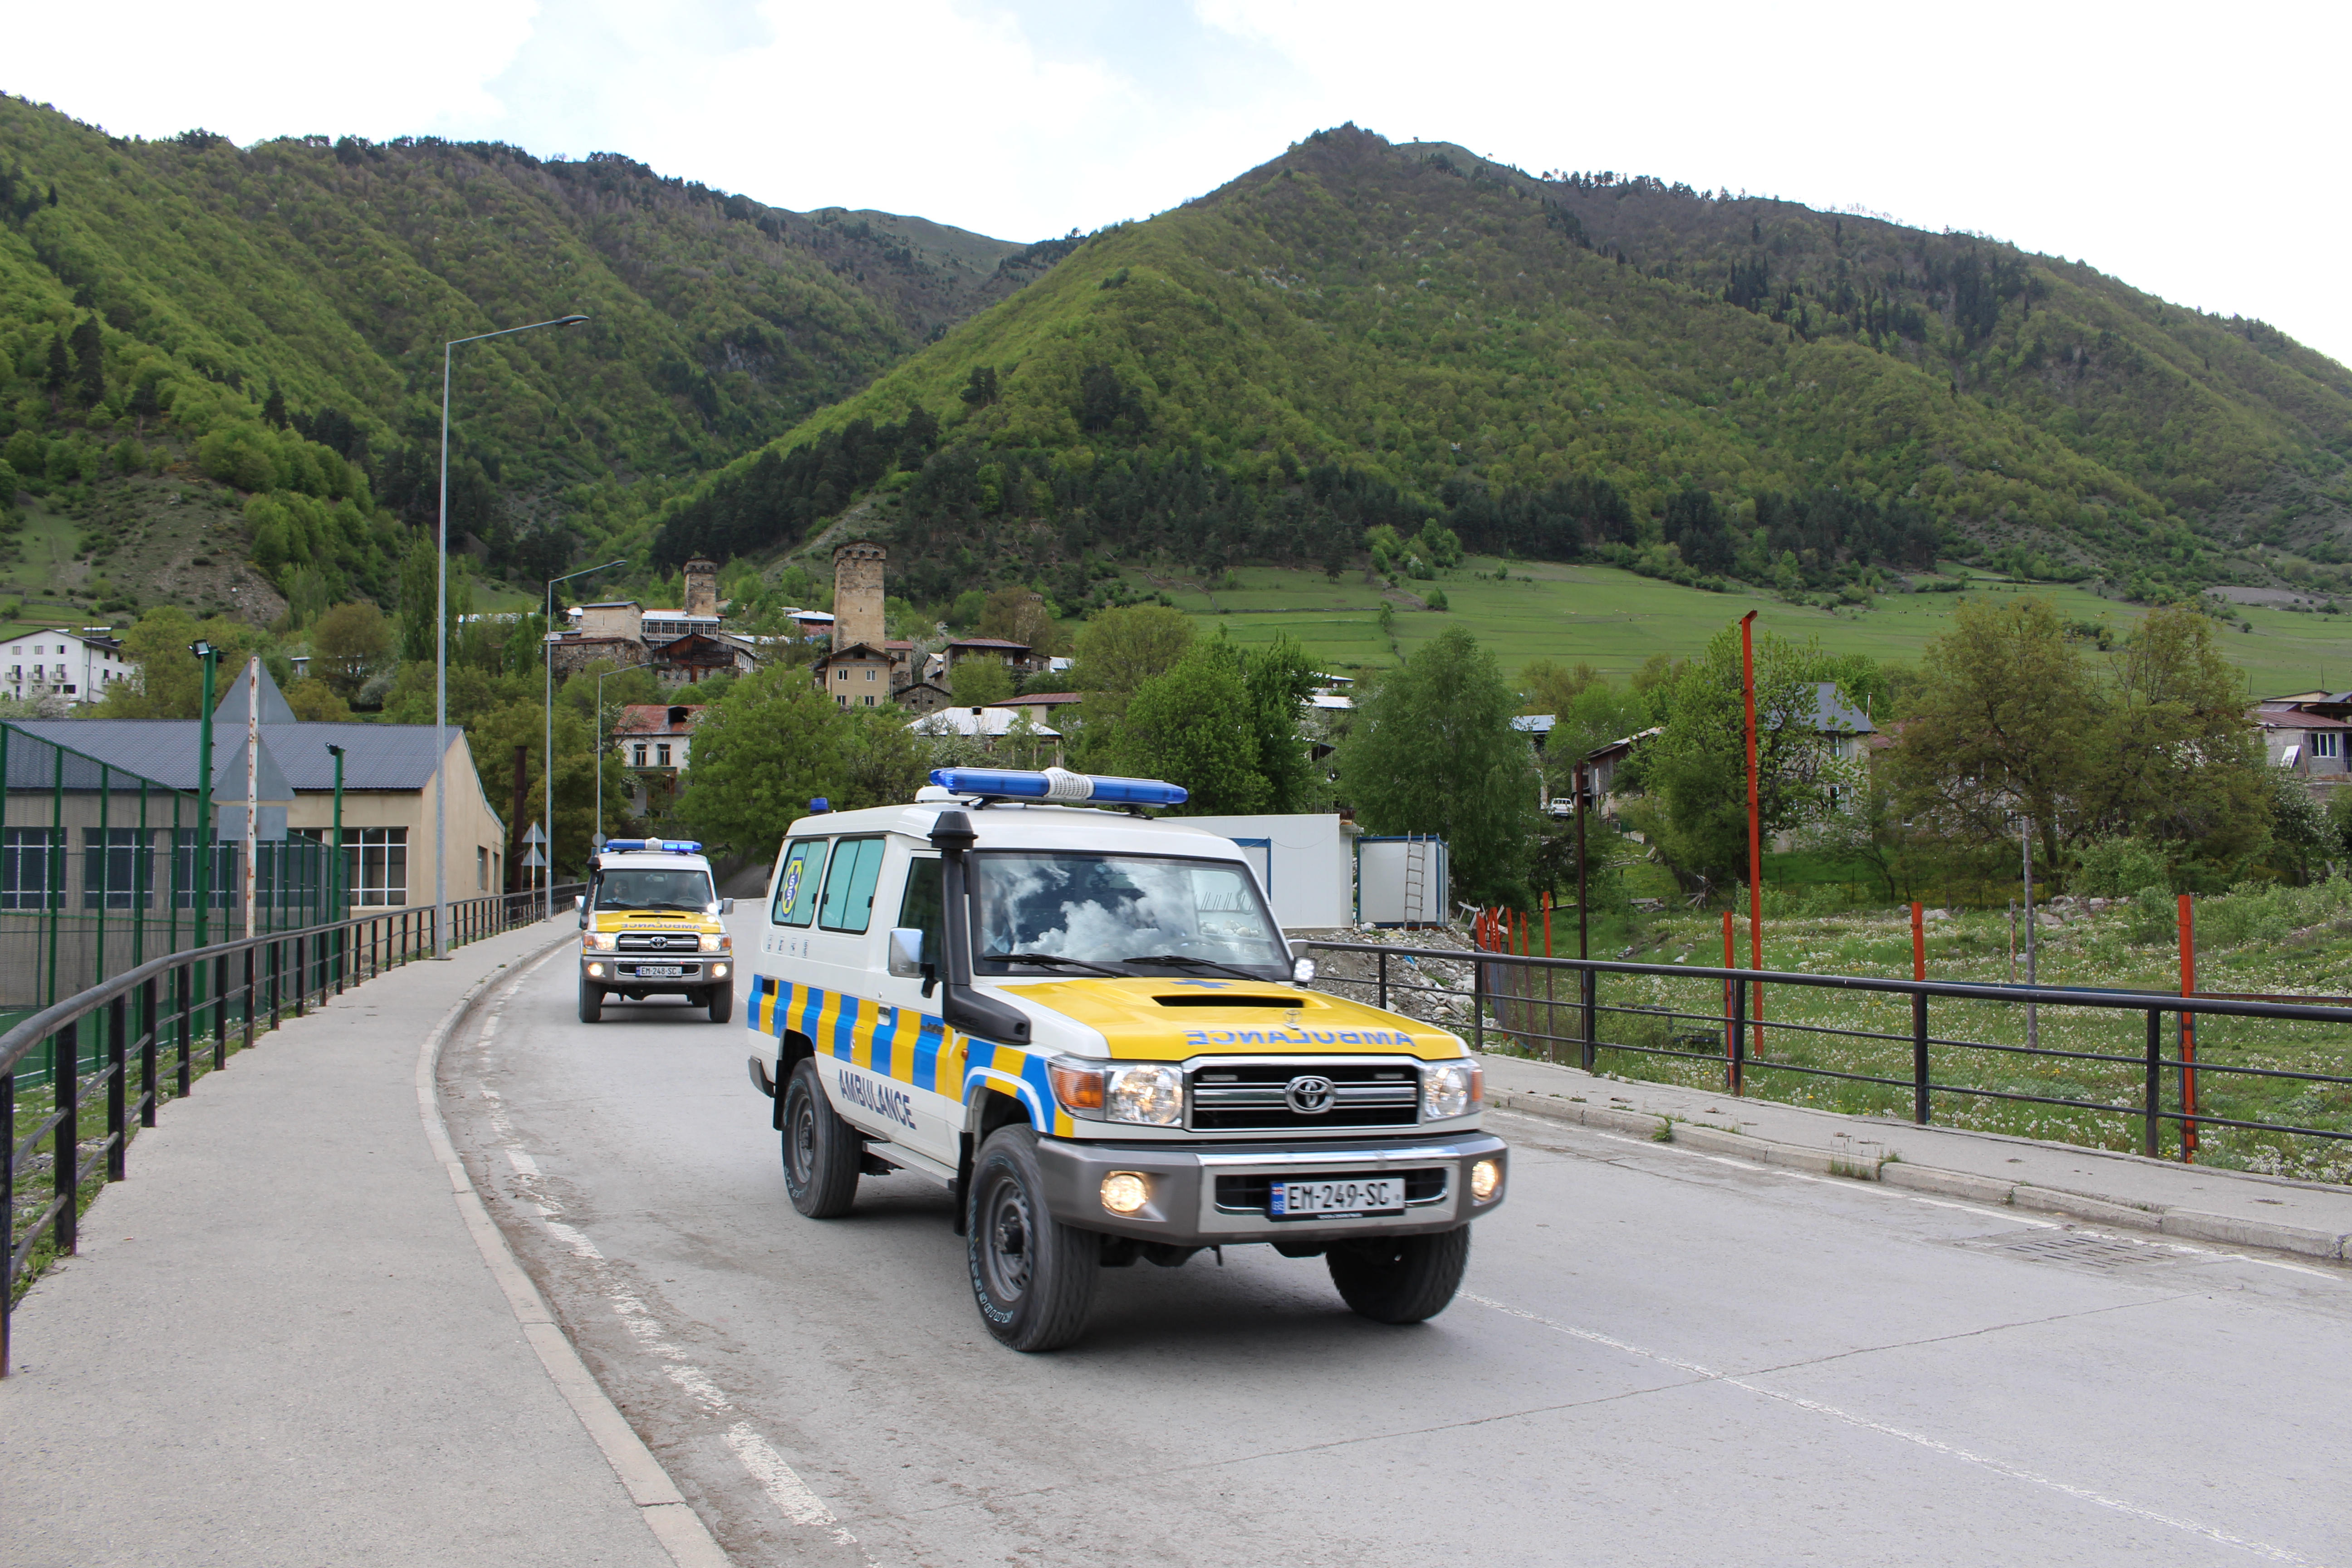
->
xmin=1142 ymin=557 xmax=2352 ymax=695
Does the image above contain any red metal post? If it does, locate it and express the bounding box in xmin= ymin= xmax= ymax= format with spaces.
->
xmin=2179 ymin=892 xmax=2198 ymax=1161
xmin=1740 ymin=611 xmax=1764 ymax=1057
xmin=1911 ymin=902 xmax=1926 ymax=982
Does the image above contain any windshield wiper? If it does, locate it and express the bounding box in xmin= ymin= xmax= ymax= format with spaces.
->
xmin=985 ymin=951 xmax=1127 ymax=979
xmin=1124 ymin=953 xmax=1274 ymax=983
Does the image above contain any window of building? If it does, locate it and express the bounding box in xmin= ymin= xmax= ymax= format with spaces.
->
xmin=866 ymin=667 xmax=877 ymax=680
xmin=656 ymin=744 xmax=671 ymax=766
xmin=837 ymin=667 xmax=850 ymax=681
xmin=863 ymin=694 xmax=877 ymax=706
xmin=346 ymin=827 xmax=408 ymax=906
xmin=633 ymin=744 xmax=648 ymax=766
xmin=478 ymin=845 xmax=489 ymax=890
xmin=1 ymin=826 xmax=60 ymax=910
xmin=2315 ymin=731 xmax=2341 ymax=759
xmin=82 ymin=827 xmax=152 ymax=910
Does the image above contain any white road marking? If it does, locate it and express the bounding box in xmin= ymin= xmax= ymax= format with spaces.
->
xmin=479 ymin=953 xmax=874 ymax=1558
xmin=1466 ymin=1292 xmax=2324 ymax=1566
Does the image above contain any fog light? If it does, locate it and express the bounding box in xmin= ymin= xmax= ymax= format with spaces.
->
xmin=712 ymin=963 xmax=728 ymax=978
xmin=1470 ymin=1158 xmax=1502 ymax=1203
xmin=587 ymin=961 xmax=605 ymax=978
xmin=1100 ymin=1172 xmax=1150 ymax=1215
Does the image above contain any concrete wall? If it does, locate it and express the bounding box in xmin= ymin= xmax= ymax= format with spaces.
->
xmin=1175 ymin=814 xmax=1352 ymax=930
xmin=683 ymin=559 xmax=718 ymax=618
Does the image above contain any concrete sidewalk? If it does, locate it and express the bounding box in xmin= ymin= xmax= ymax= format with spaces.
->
xmin=0 ymin=918 xmax=710 ymax=1568
xmin=1483 ymin=1051 xmax=2352 ymax=1261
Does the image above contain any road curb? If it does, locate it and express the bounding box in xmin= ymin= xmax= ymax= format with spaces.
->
xmin=1489 ymin=1086 xmax=2349 ymax=1262
xmin=414 ymin=924 xmax=731 ymax=1568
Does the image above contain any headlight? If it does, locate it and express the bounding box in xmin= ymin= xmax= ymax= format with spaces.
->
xmin=1104 ymin=1064 xmax=1183 ymax=1126
xmin=1422 ymin=1060 xmax=1480 ymax=1121
xmin=585 ymin=933 xmax=616 ymax=951
xmin=700 ymin=931 xmax=727 ymax=951
xmin=1470 ymin=1158 xmax=1503 ymax=1203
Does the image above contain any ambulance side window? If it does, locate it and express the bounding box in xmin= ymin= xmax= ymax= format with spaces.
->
xmin=817 ymin=838 xmax=887 ymax=933
xmin=771 ymin=839 xmax=827 ymax=927
xmin=897 ymin=856 xmax=944 ymax=962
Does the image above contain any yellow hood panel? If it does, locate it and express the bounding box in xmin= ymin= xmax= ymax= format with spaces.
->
xmin=1004 ymin=977 xmax=1461 ymax=1060
xmin=588 ymin=912 xmax=721 ymax=934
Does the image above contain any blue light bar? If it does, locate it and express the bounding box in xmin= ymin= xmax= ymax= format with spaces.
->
xmin=929 ymin=767 xmax=1188 ymax=808
xmin=600 ymin=838 xmax=703 ymax=855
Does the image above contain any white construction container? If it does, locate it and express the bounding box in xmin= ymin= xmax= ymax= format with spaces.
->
xmin=1177 ymin=814 xmax=1352 ymax=930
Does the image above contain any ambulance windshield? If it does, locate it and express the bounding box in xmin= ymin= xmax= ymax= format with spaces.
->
xmin=971 ymin=853 xmax=1286 ymax=977
xmin=594 ymin=867 xmax=715 ymax=913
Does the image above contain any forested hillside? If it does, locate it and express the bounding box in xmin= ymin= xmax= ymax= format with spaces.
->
xmin=0 ymin=94 xmax=1033 ymax=617
xmin=655 ymin=125 xmax=2352 ymax=610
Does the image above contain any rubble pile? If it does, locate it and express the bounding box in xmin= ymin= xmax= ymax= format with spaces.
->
xmin=1291 ymin=924 xmax=1486 ymax=1027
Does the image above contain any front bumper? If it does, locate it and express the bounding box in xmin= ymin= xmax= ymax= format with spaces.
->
xmin=581 ymin=954 xmax=732 ymax=987
xmin=1033 ymin=1132 xmax=1507 ymax=1246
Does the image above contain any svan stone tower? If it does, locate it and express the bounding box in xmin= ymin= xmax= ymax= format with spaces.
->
xmin=683 ymin=558 xmax=719 ymax=618
xmin=832 ymin=541 xmax=887 ymax=652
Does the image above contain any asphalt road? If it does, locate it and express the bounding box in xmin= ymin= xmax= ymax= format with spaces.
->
xmin=443 ymin=928 xmax=2352 ymax=1568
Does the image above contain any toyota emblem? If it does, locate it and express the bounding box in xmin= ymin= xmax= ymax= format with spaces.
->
xmin=646 ymin=935 xmax=671 ymax=949
xmin=1284 ymin=1074 xmax=1337 ymax=1115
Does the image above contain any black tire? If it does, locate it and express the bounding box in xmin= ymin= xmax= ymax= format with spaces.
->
xmin=708 ymin=984 xmax=735 ymax=1024
xmin=1327 ymin=1227 xmax=1472 ymax=1325
xmin=577 ymin=974 xmax=603 ymax=1024
xmin=965 ymin=1127 xmax=1098 ymax=1352
xmin=780 ymin=1058 xmax=860 ymax=1218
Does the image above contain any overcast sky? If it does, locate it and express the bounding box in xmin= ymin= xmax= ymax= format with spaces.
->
xmin=14 ymin=0 xmax=2350 ymax=366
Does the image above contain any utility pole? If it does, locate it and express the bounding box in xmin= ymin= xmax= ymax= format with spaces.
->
xmin=190 ymin=641 xmax=219 ymax=950
xmin=243 ymin=655 xmax=259 ymax=940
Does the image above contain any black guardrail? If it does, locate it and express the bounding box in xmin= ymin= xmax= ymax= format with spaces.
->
xmin=1 ymin=885 xmax=584 ymax=1374
xmin=1305 ymin=939 xmax=2352 ymax=1168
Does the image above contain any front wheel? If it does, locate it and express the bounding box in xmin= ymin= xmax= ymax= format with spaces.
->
xmin=966 ymin=1127 xmax=1098 ymax=1352
xmin=577 ymin=974 xmax=603 ymax=1024
xmin=707 ymin=984 xmax=734 ymax=1024
xmin=1327 ymin=1227 xmax=1471 ymax=1325
xmin=780 ymin=1058 xmax=860 ymax=1218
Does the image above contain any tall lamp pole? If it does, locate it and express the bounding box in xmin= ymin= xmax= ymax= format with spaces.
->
xmin=1739 ymin=610 xmax=1764 ymax=1059
xmin=189 ymin=641 xmax=220 ymax=950
xmin=437 ymin=313 xmax=590 ymax=958
xmin=544 ymin=558 xmax=627 ymax=919
xmin=326 ymin=743 xmax=346 ymax=986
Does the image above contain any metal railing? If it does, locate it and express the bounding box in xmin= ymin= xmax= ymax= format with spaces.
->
xmin=1 ymin=883 xmax=584 ymax=1373
xmin=1305 ymin=938 xmax=2352 ymax=1173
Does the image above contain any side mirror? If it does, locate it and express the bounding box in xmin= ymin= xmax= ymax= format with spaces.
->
xmin=573 ymin=894 xmax=585 ymax=912
xmin=887 ymin=927 xmax=926 ymax=978
xmin=720 ymin=897 xmax=736 ymax=915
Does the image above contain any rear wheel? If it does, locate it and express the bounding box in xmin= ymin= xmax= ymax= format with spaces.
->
xmin=1327 ymin=1227 xmax=1471 ymax=1324
xmin=576 ymin=974 xmax=603 ymax=1024
xmin=781 ymin=1058 xmax=860 ymax=1218
xmin=707 ymin=983 xmax=735 ymax=1024
xmin=966 ymin=1127 xmax=1098 ymax=1352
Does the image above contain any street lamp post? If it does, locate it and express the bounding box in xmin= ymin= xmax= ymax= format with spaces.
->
xmin=544 ymin=558 xmax=627 ymax=919
xmin=326 ymin=743 xmax=346 ymax=990
xmin=188 ymin=641 xmax=219 ymax=951
xmin=436 ymin=313 xmax=588 ymax=959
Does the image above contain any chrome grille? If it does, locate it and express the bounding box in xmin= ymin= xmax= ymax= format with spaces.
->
xmin=617 ymin=931 xmax=698 ymax=952
xmin=1187 ymin=1061 xmax=1420 ymax=1131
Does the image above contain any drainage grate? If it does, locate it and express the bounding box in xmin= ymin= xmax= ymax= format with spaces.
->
xmin=1972 ymin=1230 xmax=2178 ymax=1271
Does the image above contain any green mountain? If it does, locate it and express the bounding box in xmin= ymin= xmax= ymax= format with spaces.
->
xmin=653 ymin=124 xmax=2352 ymax=611
xmin=0 ymin=94 xmax=1037 ymax=618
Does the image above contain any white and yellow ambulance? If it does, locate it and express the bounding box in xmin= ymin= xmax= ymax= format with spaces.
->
xmin=577 ymin=838 xmax=736 ymax=1023
xmin=745 ymin=768 xmax=1507 ymax=1351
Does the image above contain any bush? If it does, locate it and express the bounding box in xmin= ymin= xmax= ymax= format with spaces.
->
xmin=2075 ymin=838 xmax=2170 ymax=897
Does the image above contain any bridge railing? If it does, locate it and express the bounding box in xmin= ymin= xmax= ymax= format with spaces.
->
xmin=1304 ymin=938 xmax=2352 ymax=1176
xmin=1 ymin=885 xmax=583 ymax=1374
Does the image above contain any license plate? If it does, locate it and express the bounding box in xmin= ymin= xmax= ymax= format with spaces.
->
xmin=633 ymin=964 xmax=685 ymax=977
xmin=1270 ymin=1178 xmax=1404 ymax=1217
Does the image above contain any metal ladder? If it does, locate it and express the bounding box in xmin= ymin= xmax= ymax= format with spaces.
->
xmin=1401 ymin=835 xmax=1426 ymax=926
